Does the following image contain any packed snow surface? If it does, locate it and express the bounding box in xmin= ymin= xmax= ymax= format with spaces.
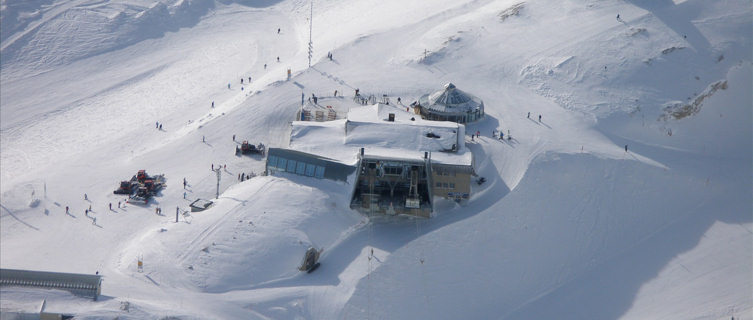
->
xmin=1 ymin=0 xmax=751 ymax=319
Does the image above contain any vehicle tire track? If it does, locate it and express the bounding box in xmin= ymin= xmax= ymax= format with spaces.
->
xmin=177 ymin=179 xmax=274 ymax=265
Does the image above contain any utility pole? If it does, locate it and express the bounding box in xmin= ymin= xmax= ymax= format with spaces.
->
xmin=214 ymin=168 xmax=221 ymax=199
xmin=308 ymin=0 xmax=313 ymax=68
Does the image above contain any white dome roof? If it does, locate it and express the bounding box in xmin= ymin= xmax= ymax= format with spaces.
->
xmin=419 ymin=83 xmax=483 ymax=114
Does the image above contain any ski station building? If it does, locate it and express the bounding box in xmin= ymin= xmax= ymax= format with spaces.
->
xmin=266 ymin=102 xmax=474 ymax=218
xmin=416 ymin=82 xmax=485 ymax=123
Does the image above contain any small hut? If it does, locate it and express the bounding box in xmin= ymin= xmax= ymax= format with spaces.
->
xmin=417 ymin=83 xmax=484 ymax=123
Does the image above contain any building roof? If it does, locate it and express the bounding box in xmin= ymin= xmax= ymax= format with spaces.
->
xmin=287 ymin=103 xmax=472 ymax=167
xmin=418 ymin=82 xmax=484 ymax=114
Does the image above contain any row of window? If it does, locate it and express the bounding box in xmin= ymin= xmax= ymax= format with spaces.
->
xmin=435 ymin=182 xmax=456 ymax=189
xmin=268 ymin=155 xmax=325 ymax=179
xmin=435 ymin=171 xmax=456 ymax=177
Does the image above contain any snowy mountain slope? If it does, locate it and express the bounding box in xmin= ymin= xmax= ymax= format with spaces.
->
xmin=1 ymin=0 xmax=751 ymax=318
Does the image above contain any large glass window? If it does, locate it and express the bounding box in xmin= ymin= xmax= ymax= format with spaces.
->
xmin=287 ymin=159 xmax=297 ymax=172
xmin=268 ymin=156 xmax=278 ymax=169
xmin=315 ymin=166 xmax=325 ymax=179
xmin=305 ymin=163 xmax=316 ymax=176
xmin=277 ymin=157 xmax=287 ymax=171
xmin=296 ymin=162 xmax=306 ymax=175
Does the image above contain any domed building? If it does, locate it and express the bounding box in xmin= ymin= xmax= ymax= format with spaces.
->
xmin=417 ymin=83 xmax=484 ymax=123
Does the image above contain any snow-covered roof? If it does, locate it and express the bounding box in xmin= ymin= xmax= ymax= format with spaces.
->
xmin=418 ymin=82 xmax=484 ymax=114
xmin=289 ymin=104 xmax=471 ymax=166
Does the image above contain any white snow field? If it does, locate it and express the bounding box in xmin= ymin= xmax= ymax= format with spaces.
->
xmin=1 ymin=0 xmax=751 ymax=318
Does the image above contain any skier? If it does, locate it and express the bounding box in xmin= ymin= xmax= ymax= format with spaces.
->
xmin=92 ymin=217 xmax=97 ymax=225
xmin=109 ymin=203 xmax=112 ymax=210
xmin=538 ymin=114 xmax=542 ymax=122
xmin=183 ymin=191 xmax=187 ymax=199
xmin=264 ymin=63 xmax=267 ymax=69
xmin=183 ymin=177 xmax=187 ymax=189
xmin=202 ymin=135 xmax=205 ymax=142
xmin=211 ymin=164 xmax=214 ymax=171
xmin=228 ymin=83 xmax=231 ymax=89
xmin=616 ymin=14 xmax=620 ymax=21
xmin=248 ymin=76 xmax=252 ymax=83
xmin=84 ymin=193 xmax=88 ymax=200
xmin=500 ymin=132 xmax=504 ymax=140
xmin=334 ymin=90 xmax=338 ymax=97
xmin=212 ymin=101 xmax=214 ymax=108
xmin=397 ymin=97 xmax=401 ymax=104
xmin=155 ymin=121 xmax=159 ymax=128
xmin=625 ymin=144 xmax=628 ymax=152
xmin=527 ymin=112 xmax=530 ymax=119
xmin=159 ymin=123 xmax=162 ymax=130
xmin=118 ymin=201 xmax=121 ymax=208
xmin=277 ymin=56 xmax=280 ymax=62
xmin=65 ymin=206 xmax=69 ymax=214
xmin=241 ymin=78 xmax=244 ymax=84
xmin=277 ymin=28 xmax=281 ymax=34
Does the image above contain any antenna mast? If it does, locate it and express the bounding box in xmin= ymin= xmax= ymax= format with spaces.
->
xmin=308 ymin=1 xmax=313 ymax=68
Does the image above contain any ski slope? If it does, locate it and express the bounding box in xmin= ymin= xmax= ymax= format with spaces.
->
xmin=1 ymin=0 xmax=751 ymax=318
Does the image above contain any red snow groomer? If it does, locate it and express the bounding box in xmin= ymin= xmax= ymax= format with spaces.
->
xmin=235 ymin=141 xmax=266 ymax=156
xmin=125 ymin=170 xmax=166 ymax=204
xmin=113 ymin=180 xmax=137 ymax=194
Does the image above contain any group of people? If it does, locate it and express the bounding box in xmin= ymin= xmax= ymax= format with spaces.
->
xmin=238 ymin=172 xmax=256 ymax=181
